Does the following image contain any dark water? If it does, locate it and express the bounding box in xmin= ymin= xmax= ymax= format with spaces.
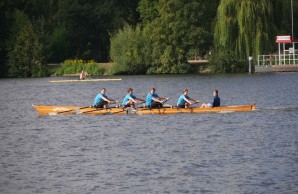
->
xmin=0 ymin=73 xmax=297 ymax=194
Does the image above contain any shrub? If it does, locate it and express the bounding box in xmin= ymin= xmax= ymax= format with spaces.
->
xmin=110 ymin=25 xmax=151 ymax=75
xmin=147 ymin=63 xmax=193 ymax=74
xmin=208 ymin=51 xmax=247 ymax=73
xmin=55 ymin=59 xmax=105 ymax=76
xmin=32 ymin=64 xmax=50 ymax=77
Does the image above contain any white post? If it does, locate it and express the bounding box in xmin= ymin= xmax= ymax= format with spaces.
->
xmin=283 ymin=43 xmax=286 ymax=65
xmin=293 ymin=43 xmax=296 ymax=65
xmin=278 ymin=43 xmax=281 ymax=65
xmin=249 ymin=56 xmax=253 ymax=73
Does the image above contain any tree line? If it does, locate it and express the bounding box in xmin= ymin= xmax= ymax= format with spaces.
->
xmin=0 ymin=0 xmax=296 ymax=77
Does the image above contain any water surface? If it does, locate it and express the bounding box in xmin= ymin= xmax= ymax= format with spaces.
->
xmin=0 ymin=73 xmax=297 ymax=193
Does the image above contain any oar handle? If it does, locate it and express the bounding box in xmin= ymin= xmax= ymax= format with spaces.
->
xmin=162 ymin=98 xmax=170 ymax=104
xmin=190 ymin=101 xmax=200 ymax=106
xmin=78 ymin=105 xmax=119 ymax=114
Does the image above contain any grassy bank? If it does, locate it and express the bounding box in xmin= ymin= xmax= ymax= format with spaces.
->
xmin=48 ymin=60 xmax=113 ymax=76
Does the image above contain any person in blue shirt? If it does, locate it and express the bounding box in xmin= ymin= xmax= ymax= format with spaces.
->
xmin=146 ymin=88 xmax=169 ymax=108
xmin=122 ymin=88 xmax=145 ymax=108
xmin=201 ymin=89 xmax=220 ymax=108
xmin=177 ymin=89 xmax=200 ymax=108
xmin=93 ymin=88 xmax=117 ymax=108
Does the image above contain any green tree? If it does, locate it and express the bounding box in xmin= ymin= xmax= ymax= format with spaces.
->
xmin=214 ymin=0 xmax=277 ymax=60
xmin=7 ymin=12 xmax=47 ymax=77
xmin=110 ymin=25 xmax=151 ymax=74
xmin=138 ymin=0 xmax=159 ymax=26
xmin=56 ymin=0 xmax=140 ymax=62
xmin=140 ymin=0 xmax=207 ymax=73
xmin=0 ymin=0 xmax=17 ymax=77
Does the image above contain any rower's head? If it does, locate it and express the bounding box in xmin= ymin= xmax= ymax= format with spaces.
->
xmin=183 ymin=89 xmax=188 ymax=95
xmin=101 ymin=88 xmax=106 ymax=94
xmin=213 ymin=89 xmax=218 ymax=96
xmin=150 ymin=88 xmax=156 ymax=94
xmin=128 ymin=88 xmax=133 ymax=94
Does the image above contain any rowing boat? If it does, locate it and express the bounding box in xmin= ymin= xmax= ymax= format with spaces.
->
xmin=49 ymin=78 xmax=122 ymax=83
xmin=32 ymin=104 xmax=256 ymax=115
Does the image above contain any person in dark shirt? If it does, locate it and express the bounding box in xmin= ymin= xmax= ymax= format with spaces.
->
xmin=201 ymin=89 xmax=220 ymax=108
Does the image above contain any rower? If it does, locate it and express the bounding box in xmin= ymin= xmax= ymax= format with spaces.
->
xmin=177 ymin=89 xmax=200 ymax=108
xmin=200 ymin=89 xmax=220 ymax=108
xmin=79 ymin=70 xmax=86 ymax=80
xmin=145 ymin=88 xmax=169 ymax=108
xmin=122 ymin=88 xmax=145 ymax=109
xmin=93 ymin=88 xmax=117 ymax=108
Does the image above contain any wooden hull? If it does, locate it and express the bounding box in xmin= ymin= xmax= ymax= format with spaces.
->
xmin=33 ymin=104 xmax=256 ymax=115
xmin=49 ymin=78 xmax=122 ymax=83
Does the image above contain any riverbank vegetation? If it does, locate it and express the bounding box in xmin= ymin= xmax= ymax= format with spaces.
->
xmin=53 ymin=59 xmax=104 ymax=76
xmin=0 ymin=0 xmax=296 ymax=77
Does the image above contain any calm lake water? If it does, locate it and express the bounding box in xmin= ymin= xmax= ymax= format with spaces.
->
xmin=0 ymin=73 xmax=297 ymax=194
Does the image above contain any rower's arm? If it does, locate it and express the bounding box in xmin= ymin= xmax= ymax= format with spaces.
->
xmin=184 ymin=97 xmax=192 ymax=104
xmin=152 ymin=97 xmax=163 ymax=103
xmin=129 ymin=97 xmax=137 ymax=103
xmin=158 ymin=96 xmax=170 ymax=101
xmin=190 ymin=98 xmax=200 ymax=103
xmin=107 ymin=97 xmax=117 ymax=103
xmin=136 ymin=97 xmax=145 ymax=102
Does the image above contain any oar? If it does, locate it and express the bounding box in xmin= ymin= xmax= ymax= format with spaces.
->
xmin=79 ymin=101 xmax=117 ymax=112
xmin=162 ymin=98 xmax=170 ymax=105
xmin=77 ymin=102 xmax=118 ymax=114
xmin=190 ymin=101 xmax=200 ymax=106
xmin=105 ymin=100 xmax=146 ymax=115
xmin=48 ymin=106 xmax=91 ymax=115
xmin=76 ymin=106 xmax=111 ymax=114
xmin=104 ymin=102 xmax=144 ymax=115
xmin=137 ymin=99 xmax=171 ymax=113
xmin=175 ymin=101 xmax=200 ymax=109
xmin=136 ymin=98 xmax=170 ymax=110
xmin=136 ymin=101 xmax=146 ymax=108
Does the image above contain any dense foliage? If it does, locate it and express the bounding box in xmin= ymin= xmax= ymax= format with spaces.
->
xmin=211 ymin=0 xmax=296 ymax=72
xmin=214 ymin=0 xmax=277 ymax=59
xmin=0 ymin=0 xmax=140 ymax=77
xmin=141 ymin=0 xmax=207 ymax=73
xmin=110 ymin=25 xmax=151 ymax=74
xmin=112 ymin=0 xmax=214 ymax=74
xmin=0 ymin=0 xmax=296 ymax=77
xmin=54 ymin=59 xmax=105 ymax=76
